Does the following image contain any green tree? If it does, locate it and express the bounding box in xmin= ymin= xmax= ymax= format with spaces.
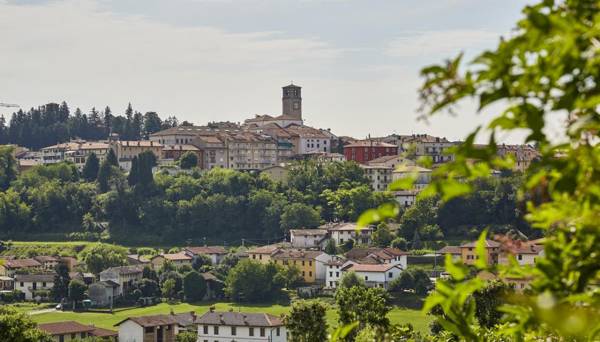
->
xmin=97 ymin=160 xmax=112 ymax=193
xmin=68 ymin=279 xmax=87 ymax=305
xmin=51 ymin=263 xmax=71 ymax=301
xmin=143 ymin=112 xmax=163 ymax=137
xmin=274 ymin=265 xmax=303 ymax=289
xmin=161 ymin=278 xmax=177 ymax=299
xmin=175 ymin=331 xmax=197 ymax=342
xmin=335 ymin=286 xmax=391 ymax=338
xmin=324 ymin=239 xmax=337 ymax=255
xmin=183 ymin=271 xmax=207 ymax=302
xmin=473 ymin=281 xmax=512 ymax=328
xmin=80 ymin=243 xmax=128 ymax=274
xmin=280 ymin=203 xmax=320 ymax=232
xmin=338 ymin=271 xmax=365 ymax=289
xmin=105 ymin=148 xmax=118 ymax=167
xmin=225 ymin=259 xmax=282 ymax=302
xmin=179 ymin=151 xmax=198 ymax=169
xmin=128 ymin=156 xmax=139 ymax=186
xmin=0 ymin=145 xmax=17 ymax=190
xmin=390 ymin=237 xmax=407 ymax=250
xmin=372 ymin=222 xmax=394 ymax=247
xmin=82 ymin=153 xmax=99 ymax=182
xmin=0 ymin=307 xmax=53 ymax=342
xmin=284 ymin=300 xmax=328 ymax=342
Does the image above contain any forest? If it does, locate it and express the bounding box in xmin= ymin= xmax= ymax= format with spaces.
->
xmin=0 ymin=102 xmax=181 ymax=149
xmin=0 ymin=146 xmax=527 ymax=245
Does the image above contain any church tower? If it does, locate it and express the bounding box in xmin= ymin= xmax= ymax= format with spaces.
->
xmin=282 ymin=83 xmax=302 ymax=119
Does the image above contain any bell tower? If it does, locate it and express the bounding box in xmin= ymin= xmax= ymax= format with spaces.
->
xmin=282 ymin=83 xmax=302 ymax=119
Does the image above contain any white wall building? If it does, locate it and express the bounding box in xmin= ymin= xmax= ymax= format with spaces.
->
xmin=115 ymin=314 xmax=180 ymax=342
xmin=99 ymin=265 xmax=144 ymax=296
xmin=325 ymin=257 xmax=355 ymax=289
xmin=14 ymin=274 xmax=54 ymax=300
xmin=323 ymin=222 xmax=373 ymax=246
xmin=342 ymin=263 xmax=404 ymax=289
xmin=196 ymin=311 xmax=286 ymax=342
xmin=289 ymin=229 xmax=329 ymax=249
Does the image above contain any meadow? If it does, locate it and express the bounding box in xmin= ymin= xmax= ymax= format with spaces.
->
xmin=27 ymin=302 xmax=433 ymax=334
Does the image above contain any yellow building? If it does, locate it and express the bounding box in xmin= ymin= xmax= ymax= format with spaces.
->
xmin=460 ymin=239 xmax=500 ymax=266
xmin=110 ymin=140 xmax=163 ymax=170
xmin=271 ymin=249 xmax=323 ymax=284
xmin=247 ymin=244 xmax=284 ymax=264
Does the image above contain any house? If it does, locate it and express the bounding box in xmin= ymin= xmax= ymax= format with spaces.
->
xmin=196 ymin=310 xmax=286 ymax=342
xmin=150 ymin=252 xmax=193 ymax=269
xmin=360 ymin=165 xmax=393 ymax=191
xmin=99 ymin=265 xmax=144 ymax=297
xmin=345 ymin=247 xmax=408 ymax=268
xmin=496 ymin=144 xmax=540 ymax=172
xmin=161 ymin=144 xmax=202 ymax=167
xmin=200 ymin=272 xmax=224 ymax=301
xmin=343 ymin=140 xmax=398 ymax=164
xmin=284 ymin=124 xmax=332 ymax=155
xmin=394 ymin=134 xmax=456 ymax=164
xmin=0 ymin=258 xmax=42 ymax=276
xmin=477 ymin=271 xmax=533 ymax=292
xmin=33 ymin=255 xmax=61 ymax=271
xmin=38 ymin=321 xmax=117 ymax=342
xmin=437 ymin=246 xmax=462 ymax=261
xmin=289 ymin=229 xmax=329 ymax=249
xmin=14 ymin=273 xmax=55 ymax=300
xmin=271 ymin=249 xmax=333 ymax=283
xmin=325 ymin=257 xmax=355 ymax=289
xmin=460 ymin=240 xmax=501 ymax=266
xmin=247 ymin=244 xmax=286 ymax=264
xmin=184 ymin=246 xmax=228 ymax=265
xmin=60 ymin=256 xmax=79 ymax=272
xmin=498 ymin=243 xmax=544 ymax=266
xmin=169 ymin=311 xmax=197 ymax=333
xmin=110 ymin=140 xmax=163 ymax=171
xmin=366 ymin=155 xmax=415 ymax=170
xmin=0 ymin=275 xmax=14 ymax=291
xmin=392 ymin=165 xmax=432 ymax=191
xmin=342 ymin=263 xmax=404 ymax=289
xmin=88 ymin=280 xmax=119 ymax=307
xmin=115 ymin=314 xmax=182 ymax=342
xmin=260 ymin=165 xmax=290 ymax=184
xmin=324 ymin=222 xmax=374 ymax=246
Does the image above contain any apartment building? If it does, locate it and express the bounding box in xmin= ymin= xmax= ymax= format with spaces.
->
xmin=196 ymin=311 xmax=286 ymax=342
xmin=271 ymin=249 xmax=333 ymax=283
xmin=110 ymin=140 xmax=163 ymax=171
xmin=343 ymin=140 xmax=398 ymax=164
xmin=40 ymin=140 xmax=109 ymax=168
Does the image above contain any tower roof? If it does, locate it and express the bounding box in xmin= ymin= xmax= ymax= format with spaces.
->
xmin=283 ymin=83 xmax=301 ymax=88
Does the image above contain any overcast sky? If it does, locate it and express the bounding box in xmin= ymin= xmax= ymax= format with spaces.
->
xmin=0 ymin=0 xmax=532 ymax=142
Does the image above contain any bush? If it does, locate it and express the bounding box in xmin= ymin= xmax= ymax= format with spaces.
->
xmin=183 ymin=271 xmax=207 ymax=302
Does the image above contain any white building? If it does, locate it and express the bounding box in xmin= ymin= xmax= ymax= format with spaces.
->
xmin=360 ymin=165 xmax=393 ymax=191
xmin=195 ymin=311 xmax=286 ymax=342
xmin=323 ymin=222 xmax=373 ymax=246
xmin=342 ymin=263 xmax=404 ymax=289
xmin=99 ymin=265 xmax=144 ymax=296
xmin=184 ymin=246 xmax=228 ymax=265
xmin=289 ymin=229 xmax=329 ymax=249
xmin=115 ymin=314 xmax=181 ymax=342
xmin=325 ymin=257 xmax=355 ymax=289
xmin=14 ymin=274 xmax=54 ymax=300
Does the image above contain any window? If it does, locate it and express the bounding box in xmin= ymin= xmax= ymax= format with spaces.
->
xmin=388 ymin=272 xmax=393 ymax=278
xmin=260 ymin=328 xmax=266 ymax=337
xmin=329 ymin=271 xmax=333 ymax=277
xmin=71 ymin=334 xmax=76 ymax=339
xmin=145 ymin=327 xmax=154 ymax=333
xmin=336 ymin=272 xmax=339 ymax=277
xmin=249 ymin=327 xmax=254 ymax=336
xmin=309 ymin=261 xmax=312 ymax=266
xmin=42 ymin=282 xmax=46 ymax=287
xmin=309 ymin=271 xmax=312 ymax=277
xmin=231 ymin=326 xmax=236 ymax=336
xmin=277 ymin=327 xmax=281 ymax=336
xmin=365 ymin=276 xmax=369 ymax=281
xmin=214 ymin=326 xmax=219 ymax=335
xmin=203 ymin=326 xmax=208 ymax=334
xmin=518 ymin=254 xmax=523 ymax=260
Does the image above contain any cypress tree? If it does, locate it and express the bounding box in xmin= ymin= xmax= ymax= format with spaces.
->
xmin=128 ymin=156 xmax=139 ymax=186
xmin=106 ymin=148 xmax=118 ymax=167
xmin=82 ymin=153 xmax=100 ymax=182
xmin=97 ymin=160 xmax=112 ymax=193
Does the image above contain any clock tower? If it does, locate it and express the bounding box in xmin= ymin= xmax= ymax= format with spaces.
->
xmin=282 ymin=83 xmax=302 ymax=119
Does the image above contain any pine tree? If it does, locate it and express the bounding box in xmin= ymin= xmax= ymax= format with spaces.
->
xmin=82 ymin=153 xmax=100 ymax=182
xmin=128 ymin=156 xmax=139 ymax=186
xmin=103 ymin=106 xmax=112 ymax=136
xmin=106 ymin=148 xmax=118 ymax=167
xmin=97 ymin=160 xmax=112 ymax=193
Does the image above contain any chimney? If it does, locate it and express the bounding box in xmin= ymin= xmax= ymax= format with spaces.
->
xmin=137 ymin=141 xmax=140 ymax=147
xmin=209 ymin=305 xmax=215 ymax=313
xmin=190 ymin=311 xmax=196 ymax=321
xmin=170 ymin=308 xmax=174 ymax=315
xmin=150 ymin=141 xmax=153 ymax=147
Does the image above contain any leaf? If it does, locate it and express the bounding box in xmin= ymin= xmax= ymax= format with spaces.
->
xmin=330 ymin=322 xmax=359 ymax=342
xmin=474 ymin=229 xmax=489 ymax=269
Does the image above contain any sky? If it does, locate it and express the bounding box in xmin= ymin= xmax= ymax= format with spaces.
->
xmin=0 ymin=0 xmax=533 ymax=142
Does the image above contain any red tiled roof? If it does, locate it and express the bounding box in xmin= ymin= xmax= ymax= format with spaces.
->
xmin=5 ymin=258 xmax=42 ymax=269
xmin=196 ymin=312 xmax=283 ymax=327
xmin=344 ymin=140 xmax=397 ymax=148
xmin=185 ymin=246 xmax=227 ymax=255
xmin=460 ymin=240 xmax=501 ymax=248
xmin=38 ymin=321 xmax=95 ymax=335
xmin=115 ymin=314 xmax=181 ymax=328
xmin=344 ymin=263 xmax=401 ymax=272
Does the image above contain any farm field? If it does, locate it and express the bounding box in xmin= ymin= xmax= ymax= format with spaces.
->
xmin=28 ymin=302 xmax=433 ymax=334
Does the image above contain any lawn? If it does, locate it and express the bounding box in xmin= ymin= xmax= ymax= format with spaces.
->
xmin=29 ymin=302 xmax=432 ymax=334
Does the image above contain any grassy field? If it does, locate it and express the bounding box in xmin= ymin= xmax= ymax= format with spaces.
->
xmin=28 ymin=302 xmax=433 ymax=334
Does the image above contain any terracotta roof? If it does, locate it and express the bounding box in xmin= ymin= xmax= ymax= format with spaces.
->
xmin=323 ymin=222 xmax=371 ymax=232
xmin=185 ymin=246 xmax=227 ymax=255
xmin=461 ymin=240 xmax=501 ymax=248
xmin=344 ymin=140 xmax=398 ymax=148
xmin=38 ymin=321 xmax=95 ymax=335
xmin=172 ymin=312 xmax=197 ymax=327
xmin=271 ymin=249 xmax=323 ymax=260
xmin=290 ymin=229 xmax=328 ymax=236
xmin=284 ymin=124 xmax=330 ymax=139
xmin=14 ymin=274 xmax=55 ymax=283
xmin=115 ymin=314 xmax=181 ymax=327
xmin=437 ymin=246 xmax=461 ymax=255
xmin=154 ymin=252 xmax=192 ymax=261
xmin=115 ymin=140 xmax=163 ymax=147
xmin=4 ymin=258 xmax=42 ymax=269
xmin=344 ymin=263 xmax=401 ymax=272
xmin=367 ymin=155 xmax=409 ymax=165
xmin=247 ymin=244 xmax=283 ymax=255
xmin=195 ymin=311 xmax=283 ymax=327
xmin=101 ymin=265 xmax=144 ymax=276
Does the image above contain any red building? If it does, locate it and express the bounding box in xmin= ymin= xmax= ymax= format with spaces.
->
xmin=343 ymin=140 xmax=398 ymax=164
